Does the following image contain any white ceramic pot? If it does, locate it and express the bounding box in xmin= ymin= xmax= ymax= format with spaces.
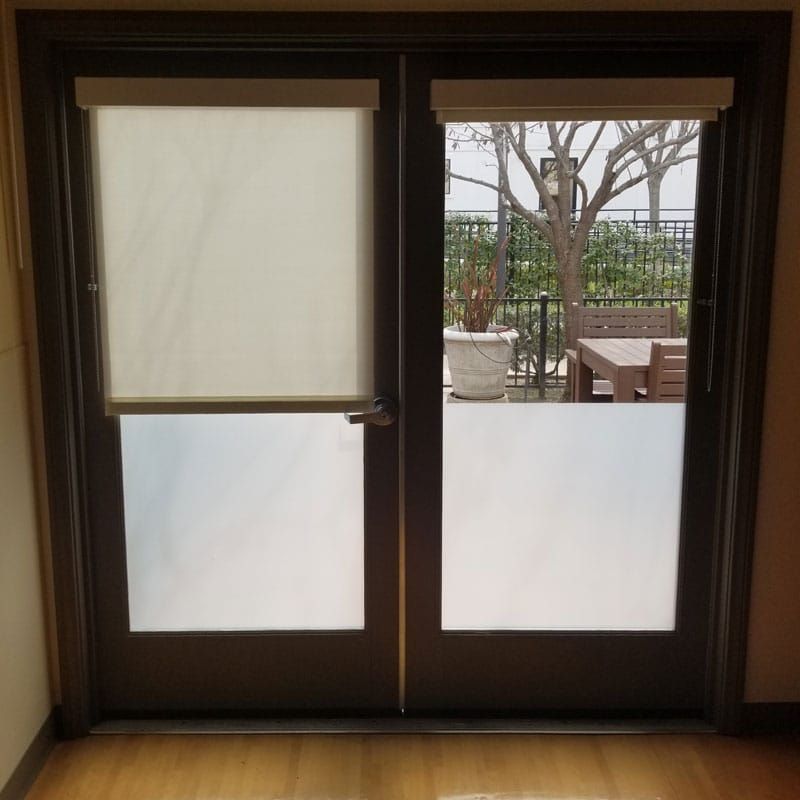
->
xmin=443 ymin=324 xmax=519 ymax=400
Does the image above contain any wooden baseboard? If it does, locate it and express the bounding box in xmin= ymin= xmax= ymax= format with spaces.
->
xmin=93 ymin=716 xmax=714 ymax=735
xmin=0 ymin=709 xmax=58 ymax=800
xmin=742 ymin=703 xmax=800 ymax=734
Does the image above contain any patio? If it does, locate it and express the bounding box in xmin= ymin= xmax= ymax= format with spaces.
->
xmin=443 ymin=212 xmax=692 ymax=400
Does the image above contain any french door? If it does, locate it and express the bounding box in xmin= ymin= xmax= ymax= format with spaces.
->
xmin=401 ymin=53 xmax=728 ymax=714
xmin=63 ymin=51 xmax=401 ymax=714
xmin=56 ymin=50 xmax=717 ymax=717
xmin=20 ymin=12 xmax=786 ymax=730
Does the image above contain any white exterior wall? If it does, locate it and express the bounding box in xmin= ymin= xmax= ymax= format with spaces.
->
xmin=445 ymin=122 xmax=698 ymax=216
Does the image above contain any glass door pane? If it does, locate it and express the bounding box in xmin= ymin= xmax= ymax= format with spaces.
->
xmin=81 ymin=84 xmax=383 ymax=637
xmin=443 ymin=403 xmax=684 ymax=630
xmin=122 ymin=414 xmax=365 ymax=631
xmin=441 ymin=118 xmax=695 ymax=632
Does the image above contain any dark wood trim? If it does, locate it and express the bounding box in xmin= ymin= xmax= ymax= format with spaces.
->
xmin=742 ymin=703 xmax=800 ymax=734
xmin=0 ymin=708 xmax=57 ymax=800
xmin=12 ymin=9 xmax=794 ymax=48
xmin=16 ymin=9 xmax=791 ymax=736
xmin=17 ymin=21 xmax=97 ymax=738
xmin=703 ymin=19 xmax=792 ymax=735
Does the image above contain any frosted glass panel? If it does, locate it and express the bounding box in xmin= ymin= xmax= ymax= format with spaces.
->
xmin=121 ymin=414 xmax=364 ymax=631
xmin=91 ymin=107 xmax=373 ymax=407
xmin=442 ymin=404 xmax=684 ymax=631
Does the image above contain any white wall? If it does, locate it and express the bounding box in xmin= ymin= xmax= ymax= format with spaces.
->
xmin=0 ymin=160 xmax=51 ymax=788
xmin=445 ymin=122 xmax=698 ymax=215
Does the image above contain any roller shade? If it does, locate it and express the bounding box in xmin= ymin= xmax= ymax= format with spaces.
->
xmin=82 ymin=79 xmax=378 ymax=414
xmin=431 ymin=77 xmax=734 ymax=123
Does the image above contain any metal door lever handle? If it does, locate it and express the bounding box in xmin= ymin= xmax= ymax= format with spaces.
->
xmin=344 ymin=395 xmax=398 ymax=426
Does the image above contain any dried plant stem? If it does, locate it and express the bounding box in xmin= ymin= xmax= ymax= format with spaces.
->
xmin=446 ymin=237 xmax=510 ymax=332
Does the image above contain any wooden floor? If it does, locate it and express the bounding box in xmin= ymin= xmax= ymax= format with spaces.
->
xmin=27 ymin=733 xmax=800 ymax=799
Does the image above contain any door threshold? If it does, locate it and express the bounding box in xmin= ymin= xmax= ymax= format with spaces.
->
xmin=92 ymin=717 xmax=715 ymax=735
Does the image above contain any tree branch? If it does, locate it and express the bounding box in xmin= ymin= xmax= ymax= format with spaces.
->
xmin=613 ymin=129 xmax=699 ymax=176
xmin=576 ymin=121 xmax=607 ymax=174
xmin=501 ymin=123 xmax=563 ymax=234
xmin=563 ymin=121 xmax=579 ymax=151
xmin=607 ymin=152 xmax=698 ymax=200
xmin=608 ymin=120 xmax=666 ymax=162
xmin=574 ymin=174 xmax=589 ymax=212
xmin=447 ymin=167 xmax=554 ymax=242
xmin=446 ymin=170 xmax=502 ymax=195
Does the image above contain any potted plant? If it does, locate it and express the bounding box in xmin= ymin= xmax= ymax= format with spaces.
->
xmin=444 ymin=237 xmax=519 ymax=400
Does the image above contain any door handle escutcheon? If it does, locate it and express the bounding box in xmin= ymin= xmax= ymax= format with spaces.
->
xmin=344 ymin=395 xmax=398 ymax=426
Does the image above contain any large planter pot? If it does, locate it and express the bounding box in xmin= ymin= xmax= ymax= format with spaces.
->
xmin=443 ymin=324 xmax=519 ymax=400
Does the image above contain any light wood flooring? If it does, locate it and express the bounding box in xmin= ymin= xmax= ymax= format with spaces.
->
xmin=27 ymin=733 xmax=800 ymax=799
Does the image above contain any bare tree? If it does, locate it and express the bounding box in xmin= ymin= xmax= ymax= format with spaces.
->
xmin=616 ymin=121 xmax=700 ymax=231
xmin=447 ymin=121 xmax=700 ymax=347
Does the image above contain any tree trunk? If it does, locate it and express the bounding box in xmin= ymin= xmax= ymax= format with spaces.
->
xmin=496 ymin=201 xmax=507 ymax=296
xmin=495 ymin=137 xmax=509 ymax=295
xmin=647 ymin=174 xmax=663 ymax=234
xmin=561 ymin=248 xmax=585 ymax=350
xmin=558 ymin=209 xmax=599 ymax=349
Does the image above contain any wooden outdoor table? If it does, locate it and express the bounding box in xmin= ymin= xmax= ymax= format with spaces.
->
xmin=574 ymin=337 xmax=688 ymax=403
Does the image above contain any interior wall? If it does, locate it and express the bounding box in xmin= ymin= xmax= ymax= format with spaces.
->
xmin=0 ymin=52 xmax=52 ymax=789
xmin=743 ymin=5 xmax=800 ymax=703
xmin=0 ymin=4 xmax=795 ymax=757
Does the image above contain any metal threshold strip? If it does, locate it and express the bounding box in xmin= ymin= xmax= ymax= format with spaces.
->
xmin=92 ymin=717 xmax=715 ymax=735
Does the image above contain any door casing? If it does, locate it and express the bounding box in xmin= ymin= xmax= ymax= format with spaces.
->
xmin=16 ymin=9 xmax=790 ymax=736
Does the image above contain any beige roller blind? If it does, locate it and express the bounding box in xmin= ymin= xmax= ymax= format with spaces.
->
xmin=430 ymin=77 xmax=734 ymax=123
xmin=84 ymin=80 xmax=378 ymax=415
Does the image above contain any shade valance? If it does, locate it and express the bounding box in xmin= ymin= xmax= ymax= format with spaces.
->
xmin=76 ymin=77 xmax=380 ymax=109
xmin=430 ymin=77 xmax=734 ymax=122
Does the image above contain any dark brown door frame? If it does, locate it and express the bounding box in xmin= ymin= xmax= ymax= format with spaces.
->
xmin=404 ymin=52 xmax=719 ymax=715
xmin=64 ymin=48 xmax=401 ymax=719
xmin=17 ymin=10 xmax=789 ymax=737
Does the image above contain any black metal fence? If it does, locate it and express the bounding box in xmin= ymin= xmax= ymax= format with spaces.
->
xmin=444 ymin=215 xmax=694 ymax=300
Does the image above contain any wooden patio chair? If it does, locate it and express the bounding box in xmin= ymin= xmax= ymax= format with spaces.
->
xmin=635 ymin=341 xmax=688 ymax=402
xmin=566 ymin=303 xmax=679 ymax=401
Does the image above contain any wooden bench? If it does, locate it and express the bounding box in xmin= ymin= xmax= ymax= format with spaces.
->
xmin=566 ymin=304 xmax=679 ymax=401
